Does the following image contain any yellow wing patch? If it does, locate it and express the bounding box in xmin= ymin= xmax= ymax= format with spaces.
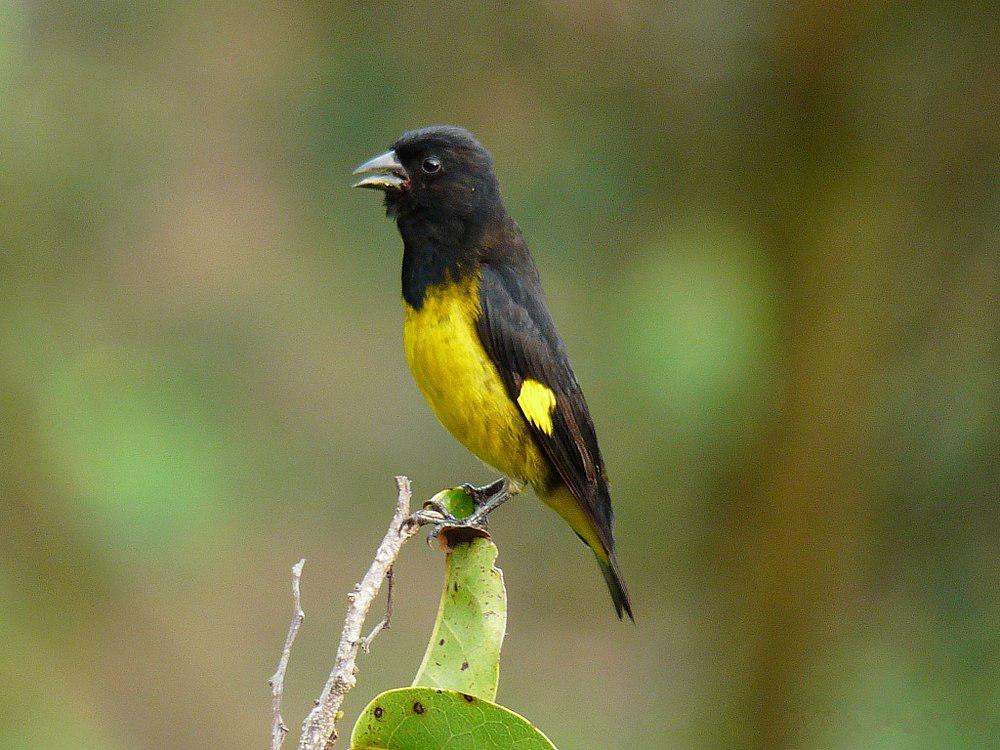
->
xmin=517 ymin=379 xmax=557 ymax=435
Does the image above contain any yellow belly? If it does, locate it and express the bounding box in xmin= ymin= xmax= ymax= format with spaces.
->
xmin=403 ymin=273 xmax=550 ymax=485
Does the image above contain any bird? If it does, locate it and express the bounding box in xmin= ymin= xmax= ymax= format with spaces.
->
xmin=353 ymin=125 xmax=633 ymax=620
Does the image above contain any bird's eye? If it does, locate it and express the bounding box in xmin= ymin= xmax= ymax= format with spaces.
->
xmin=421 ymin=156 xmax=442 ymax=175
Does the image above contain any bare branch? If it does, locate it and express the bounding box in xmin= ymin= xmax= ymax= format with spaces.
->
xmin=269 ymin=559 xmax=306 ymax=750
xmin=296 ymin=476 xmax=421 ymax=749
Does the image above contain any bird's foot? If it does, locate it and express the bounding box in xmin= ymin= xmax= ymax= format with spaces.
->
xmin=460 ymin=478 xmax=520 ymax=528
xmin=403 ymin=506 xmax=455 ymax=528
xmin=404 ymin=502 xmax=458 ymax=546
xmin=421 ymin=496 xmax=456 ymax=519
xmin=404 ymin=479 xmax=521 ymax=547
xmin=403 ymin=501 xmax=487 ymax=547
xmin=458 ymin=478 xmax=508 ymax=506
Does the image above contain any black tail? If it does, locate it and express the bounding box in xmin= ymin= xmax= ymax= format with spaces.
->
xmin=597 ymin=550 xmax=634 ymax=621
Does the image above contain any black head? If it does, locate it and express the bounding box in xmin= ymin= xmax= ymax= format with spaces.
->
xmin=353 ymin=125 xmax=503 ymax=226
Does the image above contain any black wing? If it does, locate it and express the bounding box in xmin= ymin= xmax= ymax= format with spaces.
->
xmin=475 ymin=260 xmax=614 ymax=543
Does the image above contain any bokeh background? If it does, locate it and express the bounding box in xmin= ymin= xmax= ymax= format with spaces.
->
xmin=1 ymin=2 xmax=995 ymax=748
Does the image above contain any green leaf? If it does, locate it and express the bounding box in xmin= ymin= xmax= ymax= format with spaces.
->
xmin=350 ymin=687 xmax=557 ymax=750
xmin=412 ymin=535 xmax=506 ymax=701
xmin=426 ymin=487 xmax=476 ymax=519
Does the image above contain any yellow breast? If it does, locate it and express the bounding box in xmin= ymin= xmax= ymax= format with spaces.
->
xmin=403 ymin=273 xmax=550 ymax=485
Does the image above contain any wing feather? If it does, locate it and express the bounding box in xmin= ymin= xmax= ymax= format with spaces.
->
xmin=475 ymin=262 xmax=613 ymax=541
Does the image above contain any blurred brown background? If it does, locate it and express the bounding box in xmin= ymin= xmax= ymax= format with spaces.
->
xmin=1 ymin=2 xmax=995 ymax=748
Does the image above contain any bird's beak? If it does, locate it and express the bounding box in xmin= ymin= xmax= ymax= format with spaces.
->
xmin=352 ymin=149 xmax=409 ymax=191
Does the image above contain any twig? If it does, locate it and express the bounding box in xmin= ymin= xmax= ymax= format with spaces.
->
xmin=361 ymin=565 xmax=394 ymax=653
xmin=296 ymin=476 xmax=422 ymax=750
xmin=269 ymin=559 xmax=306 ymax=750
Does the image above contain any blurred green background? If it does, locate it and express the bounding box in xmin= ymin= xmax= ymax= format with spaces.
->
xmin=1 ymin=2 xmax=995 ymax=748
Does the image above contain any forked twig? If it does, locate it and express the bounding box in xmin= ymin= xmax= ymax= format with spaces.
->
xmin=296 ymin=476 xmax=422 ymax=749
xmin=361 ymin=565 xmax=394 ymax=653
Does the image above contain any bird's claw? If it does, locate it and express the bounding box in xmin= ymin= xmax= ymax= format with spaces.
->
xmin=405 ymin=481 xmax=516 ymax=547
xmin=402 ymin=506 xmax=468 ymax=546
xmin=459 ymin=478 xmax=509 ymax=506
xmin=421 ymin=498 xmax=454 ymax=517
xmin=403 ymin=505 xmax=492 ymax=547
xmin=403 ymin=507 xmax=455 ymax=529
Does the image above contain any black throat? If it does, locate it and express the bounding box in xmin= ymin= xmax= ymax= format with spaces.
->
xmin=396 ymin=200 xmax=506 ymax=309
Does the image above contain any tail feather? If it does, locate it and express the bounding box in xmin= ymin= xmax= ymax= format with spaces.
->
xmin=541 ymin=483 xmax=634 ymax=620
xmin=598 ymin=550 xmax=634 ymax=621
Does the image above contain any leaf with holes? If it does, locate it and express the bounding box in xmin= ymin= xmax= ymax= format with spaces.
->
xmin=411 ymin=530 xmax=506 ymax=701
xmin=350 ymin=687 xmax=556 ymax=750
